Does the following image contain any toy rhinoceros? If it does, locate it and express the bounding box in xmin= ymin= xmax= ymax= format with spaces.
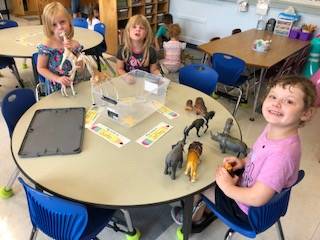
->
xmin=164 ymin=140 xmax=185 ymax=180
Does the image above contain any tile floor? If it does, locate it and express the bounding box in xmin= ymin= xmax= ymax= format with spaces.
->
xmin=1 ymin=16 xmax=320 ymax=240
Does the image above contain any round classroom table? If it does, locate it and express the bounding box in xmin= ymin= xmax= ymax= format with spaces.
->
xmin=11 ymin=81 xmax=241 ymax=240
xmin=0 ymin=25 xmax=103 ymax=58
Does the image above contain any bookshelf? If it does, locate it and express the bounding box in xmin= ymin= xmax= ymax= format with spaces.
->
xmin=99 ymin=0 xmax=170 ymax=55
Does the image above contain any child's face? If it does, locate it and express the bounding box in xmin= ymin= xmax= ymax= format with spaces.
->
xmin=51 ymin=13 xmax=71 ymax=39
xmin=262 ymin=84 xmax=311 ymax=128
xmin=129 ymin=24 xmax=147 ymax=42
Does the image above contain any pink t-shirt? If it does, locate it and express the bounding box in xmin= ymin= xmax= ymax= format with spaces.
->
xmin=162 ymin=40 xmax=186 ymax=72
xmin=237 ymin=124 xmax=301 ymax=214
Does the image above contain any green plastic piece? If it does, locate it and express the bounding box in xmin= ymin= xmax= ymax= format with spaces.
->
xmin=0 ymin=187 xmax=14 ymax=199
xmin=126 ymin=229 xmax=141 ymax=240
xmin=176 ymin=227 xmax=183 ymax=240
xmin=212 ymin=93 xmax=220 ymax=100
xmin=22 ymin=63 xmax=28 ymax=69
xmin=240 ymin=102 xmax=249 ymax=108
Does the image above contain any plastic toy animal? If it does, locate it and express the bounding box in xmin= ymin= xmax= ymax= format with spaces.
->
xmin=184 ymin=111 xmax=215 ymax=138
xmin=194 ymin=97 xmax=207 ymax=115
xmin=210 ymin=131 xmax=248 ymax=157
xmin=164 ymin=140 xmax=185 ymax=180
xmin=59 ymin=32 xmax=78 ymax=97
xmin=223 ymin=118 xmax=233 ymax=135
xmin=77 ymin=53 xmax=112 ymax=105
xmin=185 ymin=141 xmax=203 ymax=182
xmin=185 ymin=99 xmax=193 ymax=111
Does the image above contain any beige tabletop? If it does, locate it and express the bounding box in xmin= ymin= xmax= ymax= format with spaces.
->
xmin=198 ymin=28 xmax=309 ymax=68
xmin=12 ymin=81 xmax=241 ymax=207
xmin=0 ymin=25 xmax=103 ymax=58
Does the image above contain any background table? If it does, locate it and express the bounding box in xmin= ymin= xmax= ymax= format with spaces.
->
xmin=0 ymin=25 xmax=103 ymax=58
xmin=12 ymin=81 xmax=241 ymax=239
xmin=198 ymin=29 xmax=309 ymax=120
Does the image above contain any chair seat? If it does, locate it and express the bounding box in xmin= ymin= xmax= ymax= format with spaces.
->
xmin=202 ymin=196 xmax=256 ymax=238
xmin=0 ymin=56 xmax=15 ymax=68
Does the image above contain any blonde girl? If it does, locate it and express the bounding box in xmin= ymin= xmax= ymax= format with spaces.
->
xmin=116 ymin=14 xmax=160 ymax=75
xmin=37 ymin=1 xmax=83 ymax=94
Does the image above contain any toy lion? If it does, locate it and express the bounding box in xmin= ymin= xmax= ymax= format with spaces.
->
xmin=185 ymin=141 xmax=203 ymax=182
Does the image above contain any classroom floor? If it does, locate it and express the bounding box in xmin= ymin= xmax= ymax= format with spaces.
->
xmin=1 ymin=16 xmax=320 ymax=240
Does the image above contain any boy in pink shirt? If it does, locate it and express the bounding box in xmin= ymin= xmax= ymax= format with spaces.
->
xmin=172 ymin=75 xmax=317 ymax=229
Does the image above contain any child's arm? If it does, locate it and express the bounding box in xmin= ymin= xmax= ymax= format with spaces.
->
xmin=116 ymin=59 xmax=127 ymax=76
xmin=37 ymin=54 xmax=71 ymax=86
xmin=216 ymin=166 xmax=275 ymax=207
xmin=154 ymin=37 xmax=161 ymax=51
xmin=150 ymin=63 xmax=160 ymax=75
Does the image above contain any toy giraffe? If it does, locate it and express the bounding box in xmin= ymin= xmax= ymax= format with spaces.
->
xmin=77 ymin=53 xmax=112 ymax=105
xmin=59 ymin=32 xmax=77 ymax=96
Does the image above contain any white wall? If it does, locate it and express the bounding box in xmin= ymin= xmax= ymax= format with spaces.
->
xmin=170 ymin=0 xmax=320 ymax=45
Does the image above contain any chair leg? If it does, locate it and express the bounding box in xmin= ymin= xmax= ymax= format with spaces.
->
xmin=0 ymin=167 xmax=20 ymax=199
xmin=224 ymin=228 xmax=234 ymax=240
xmin=29 ymin=226 xmax=38 ymax=240
xmin=232 ymin=88 xmax=242 ymax=116
xmin=9 ymin=63 xmax=25 ymax=88
xmin=276 ymin=220 xmax=285 ymax=240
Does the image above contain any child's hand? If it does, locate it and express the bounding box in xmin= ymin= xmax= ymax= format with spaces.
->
xmin=223 ymin=156 xmax=245 ymax=171
xmin=56 ymin=76 xmax=71 ymax=86
xmin=215 ymin=165 xmax=239 ymax=191
xmin=63 ymin=39 xmax=73 ymax=49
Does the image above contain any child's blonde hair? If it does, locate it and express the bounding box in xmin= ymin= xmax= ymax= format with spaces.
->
xmin=169 ymin=24 xmax=181 ymax=39
xmin=121 ymin=14 xmax=153 ymax=67
xmin=42 ymin=2 xmax=74 ymax=39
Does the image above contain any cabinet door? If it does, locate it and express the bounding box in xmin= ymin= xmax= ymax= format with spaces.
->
xmin=27 ymin=0 xmax=39 ymax=14
xmin=11 ymin=0 xmax=25 ymax=15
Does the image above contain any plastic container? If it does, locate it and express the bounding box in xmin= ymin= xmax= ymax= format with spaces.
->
xmin=146 ymin=15 xmax=152 ymax=24
xmin=118 ymin=8 xmax=129 ymax=19
xmin=145 ymin=5 xmax=153 ymax=15
xmin=299 ymin=31 xmax=312 ymax=41
xmin=157 ymin=13 xmax=164 ymax=23
xmin=145 ymin=0 xmax=152 ymax=3
xmin=132 ymin=0 xmax=141 ymax=6
xmin=117 ymin=0 xmax=128 ymax=9
xmin=92 ymin=70 xmax=170 ymax=127
xmin=289 ymin=28 xmax=300 ymax=39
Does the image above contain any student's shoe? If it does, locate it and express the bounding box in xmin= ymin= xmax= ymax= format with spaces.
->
xmin=160 ymin=63 xmax=169 ymax=75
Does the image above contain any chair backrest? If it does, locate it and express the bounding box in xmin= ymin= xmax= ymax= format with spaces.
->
xmin=1 ymin=89 xmax=36 ymax=137
xmin=94 ymin=22 xmax=106 ymax=37
xmin=32 ymin=52 xmax=46 ymax=84
xmin=211 ymin=53 xmax=246 ymax=87
xmin=19 ymin=178 xmax=88 ymax=240
xmin=0 ymin=19 xmax=18 ymax=29
xmin=248 ymin=170 xmax=305 ymax=234
xmin=72 ymin=17 xmax=88 ymax=28
xmin=179 ymin=64 xmax=218 ymax=95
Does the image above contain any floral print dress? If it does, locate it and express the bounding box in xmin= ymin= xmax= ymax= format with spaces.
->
xmin=37 ymin=44 xmax=83 ymax=94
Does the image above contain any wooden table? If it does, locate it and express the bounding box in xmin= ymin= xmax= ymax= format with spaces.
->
xmin=0 ymin=25 xmax=103 ymax=58
xmin=11 ymin=81 xmax=241 ymax=240
xmin=198 ymin=29 xmax=310 ymax=120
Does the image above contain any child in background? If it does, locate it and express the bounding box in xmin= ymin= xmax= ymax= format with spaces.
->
xmin=172 ymin=75 xmax=317 ymax=230
xmin=154 ymin=13 xmax=173 ymax=51
xmin=87 ymin=3 xmax=100 ymax=30
xmin=37 ymin=2 xmax=83 ymax=94
xmin=116 ymin=14 xmax=160 ymax=75
xmin=159 ymin=24 xmax=186 ymax=74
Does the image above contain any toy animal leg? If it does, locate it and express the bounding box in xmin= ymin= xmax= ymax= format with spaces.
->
xmin=178 ymin=159 xmax=183 ymax=169
xmin=171 ymin=166 xmax=177 ymax=180
xmin=184 ymin=164 xmax=190 ymax=175
xmin=196 ymin=128 xmax=201 ymax=137
xmin=164 ymin=163 xmax=169 ymax=175
xmin=204 ymin=123 xmax=209 ymax=134
xmin=61 ymin=85 xmax=68 ymax=97
xmin=191 ymin=169 xmax=197 ymax=182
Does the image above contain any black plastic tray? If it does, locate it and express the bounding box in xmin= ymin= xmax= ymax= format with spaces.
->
xmin=18 ymin=107 xmax=85 ymax=158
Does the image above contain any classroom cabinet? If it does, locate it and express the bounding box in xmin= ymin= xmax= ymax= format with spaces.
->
xmin=99 ymin=0 xmax=170 ymax=55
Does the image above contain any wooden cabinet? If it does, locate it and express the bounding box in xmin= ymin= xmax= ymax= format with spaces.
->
xmin=99 ymin=0 xmax=169 ymax=55
xmin=11 ymin=0 xmax=39 ymax=15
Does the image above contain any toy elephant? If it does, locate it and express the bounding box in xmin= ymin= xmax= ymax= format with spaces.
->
xmin=164 ymin=140 xmax=185 ymax=180
xmin=210 ymin=131 xmax=248 ymax=157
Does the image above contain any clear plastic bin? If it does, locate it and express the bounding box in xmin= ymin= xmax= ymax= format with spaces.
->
xmin=145 ymin=5 xmax=153 ymax=15
xmin=157 ymin=13 xmax=164 ymax=23
xmin=92 ymin=70 xmax=170 ymax=127
xmin=145 ymin=0 xmax=152 ymax=3
xmin=118 ymin=8 xmax=129 ymax=19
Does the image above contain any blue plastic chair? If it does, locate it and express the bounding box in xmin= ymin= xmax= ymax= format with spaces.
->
xmin=0 ymin=89 xmax=36 ymax=199
xmin=19 ymin=177 xmax=115 ymax=240
xmin=179 ymin=64 xmax=218 ymax=96
xmin=0 ymin=19 xmax=24 ymax=87
xmin=211 ymin=53 xmax=248 ymax=116
xmin=32 ymin=52 xmax=50 ymax=100
xmin=202 ymin=170 xmax=305 ymax=240
xmin=72 ymin=17 xmax=88 ymax=28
